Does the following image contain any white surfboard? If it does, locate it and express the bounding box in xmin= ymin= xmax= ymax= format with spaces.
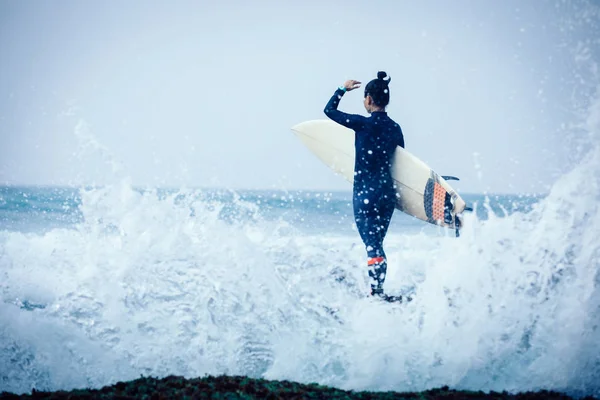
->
xmin=291 ymin=119 xmax=467 ymax=231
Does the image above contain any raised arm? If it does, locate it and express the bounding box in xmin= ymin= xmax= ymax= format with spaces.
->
xmin=323 ymin=80 xmax=366 ymax=130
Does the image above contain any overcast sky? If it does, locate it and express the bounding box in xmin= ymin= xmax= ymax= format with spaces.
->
xmin=1 ymin=0 xmax=598 ymax=194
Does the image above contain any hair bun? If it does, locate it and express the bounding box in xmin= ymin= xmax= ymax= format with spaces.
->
xmin=377 ymin=71 xmax=387 ymax=80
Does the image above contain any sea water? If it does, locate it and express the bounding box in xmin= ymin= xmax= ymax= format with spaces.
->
xmin=1 ymin=141 xmax=599 ymax=397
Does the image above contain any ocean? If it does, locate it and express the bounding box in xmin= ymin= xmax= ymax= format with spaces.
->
xmin=1 ymin=176 xmax=599 ymax=397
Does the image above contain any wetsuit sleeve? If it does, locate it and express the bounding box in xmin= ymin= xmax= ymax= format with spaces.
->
xmin=324 ymin=88 xmax=366 ymax=130
xmin=397 ymin=125 xmax=405 ymax=148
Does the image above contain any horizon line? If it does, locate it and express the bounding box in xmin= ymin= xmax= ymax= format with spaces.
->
xmin=0 ymin=183 xmax=549 ymax=198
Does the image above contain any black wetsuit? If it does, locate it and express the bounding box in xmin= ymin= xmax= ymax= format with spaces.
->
xmin=324 ymin=87 xmax=404 ymax=292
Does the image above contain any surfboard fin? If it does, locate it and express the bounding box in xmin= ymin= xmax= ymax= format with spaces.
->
xmin=441 ymin=175 xmax=459 ymax=181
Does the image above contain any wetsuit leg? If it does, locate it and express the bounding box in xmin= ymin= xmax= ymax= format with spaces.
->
xmin=354 ymin=196 xmax=395 ymax=293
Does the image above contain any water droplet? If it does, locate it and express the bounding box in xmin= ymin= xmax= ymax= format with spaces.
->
xmin=364 ymin=199 xmax=370 ymax=204
xmin=368 ymin=150 xmax=373 ymax=154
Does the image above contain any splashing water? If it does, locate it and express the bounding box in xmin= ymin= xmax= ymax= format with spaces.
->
xmin=1 ymin=103 xmax=599 ymax=396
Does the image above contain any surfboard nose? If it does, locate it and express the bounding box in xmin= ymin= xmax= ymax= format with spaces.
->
xmin=291 ymin=120 xmax=336 ymax=134
xmin=291 ymin=120 xmax=313 ymax=135
xmin=290 ymin=123 xmax=303 ymax=135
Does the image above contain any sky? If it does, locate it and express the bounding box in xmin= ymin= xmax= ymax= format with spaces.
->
xmin=1 ymin=0 xmax=599 ymax=194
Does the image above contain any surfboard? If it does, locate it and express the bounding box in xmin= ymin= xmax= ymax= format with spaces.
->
xmin=291 ymin=119 xmax=468 ymax=233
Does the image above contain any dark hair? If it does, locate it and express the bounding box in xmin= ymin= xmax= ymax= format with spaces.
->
xmin=364 ymin=71 xmax=391 ymax=107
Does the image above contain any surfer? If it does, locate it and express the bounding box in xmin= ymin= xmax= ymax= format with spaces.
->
xmin=324 ymin=71 xmax=405 ymax=302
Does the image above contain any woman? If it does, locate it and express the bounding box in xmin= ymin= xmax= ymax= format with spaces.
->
xmin=324 ymin=71 xmax=405 ymax=302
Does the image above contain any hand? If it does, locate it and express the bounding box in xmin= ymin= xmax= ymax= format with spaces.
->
xmin=343 ymin=80 xmax=361 ymax=91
